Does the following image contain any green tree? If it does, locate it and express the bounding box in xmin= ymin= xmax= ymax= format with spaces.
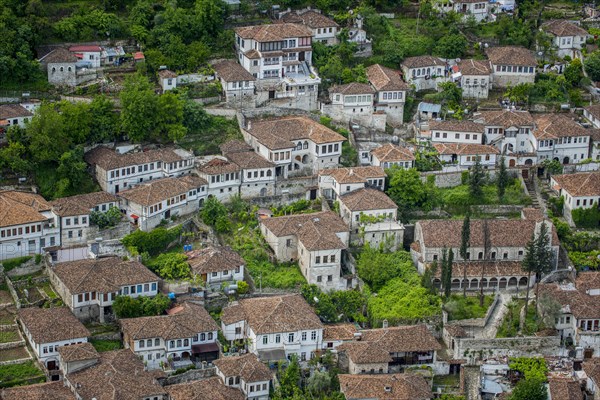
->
xmin=497 ymin=155 xmax=509 ymax=199
xmin=585 ymin=51 xmax=600 ymax=82
xmin=541 ymin=159 xmax=563 ymax=176
xmin=89 ymin=95 xmax=119 ymax=142
xmin=509 ymin=378 xmax=547 ymax=400
xmin=55 ymin=147 xmax=89 ymax=198
xmin=469 ymin=158 xmax=485 ymax=199
xmin=201 ymin=196 xmax=228 ymax=226
xmin=357 ymin=245 xmax=416 ymax=292
xmin=0 ymin=141 xmax=31 ymax=174
xmin=26 ymin=102 xmax=71 ymax=163
xmin=504 ymin=83 xmax=533 ymax=105
xmin=90 ymin=206 xmax=122 ymax=229
xmin=522 ymin=223 xmax=554 ymax=318
xmin=278 ymin=355 xmax=301 ymax=398
xmin=446 ymin=248 xmax=454 ymax=298
xmin=141 ymin=293 xmax=171 ymax=315
xmin=564 ymin=58 xmax=583 ymax=87
xmin=148 ymin=253 xmax=191 ymax=280
xmin=156 ymin=92 xmax=187 ymax=142
xmin=460 ymin=213 xmax=470 ymax=298
xmin=306 ymin=370 xmax=332 ymax=395
xmin=113 ymin=295 xmax=143 ymax=318
xmin=120 ymin=74 xmax=158 ymax=142
xmin=387 ymin=167 xmax=437 ymax=218
xmin=434 ymin=33 xmax=468 ymax=59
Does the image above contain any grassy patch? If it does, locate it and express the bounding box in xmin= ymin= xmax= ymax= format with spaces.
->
xmin=0 ymin=327 xmax=20 ymax=344
xmin=0 ymin=360 xmax=44 ymax=388
xmin=180 ymin=116 xmax=242 ymax=156
xmin=0 ymin=289 xmax=13 ymax=305
xmin=90 ymin=339 xmax=123 ymax=352
xmin=85 ymin=323 xmax=119 ymax=336
xmin=1 ymin=256 xmax=33 ymax=272
xmin=11 ymin=271 xmax=44 ymax=282
xmin=496 ymin=300 xmax=524 ymax=338
xmin=39 ymin=282 xmax=57 ymax=299
xmin=0 ymin=346 xmax=29 ymax=362
xmin=445 ymin=295 xmax=495 ymax=321
xmin=0 ymin=308 xmax=15 ymax=325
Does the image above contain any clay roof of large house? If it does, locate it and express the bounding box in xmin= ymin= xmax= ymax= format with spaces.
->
xmin=401 ymin=56 xmax=444 ymax=69
xmin=0 ymin=190 xmax=52 ymax=228
xmin=214 ymin=353 xmax=272 ymax=383
xmin=339 ymin=188 xmax=397 ymax=212
xmin=166 ymin=377 xmax=244 ymax=400
xmin=429 ymin=120 xmax=485 ymax=133
xmin=197 ymin=157 xmax=242 ymax=175
xmin=432 ymin=261 xmax=526 ymax=279
xmin=57 ymin=342 xmax=99 ymax=363
xmin=539 ymin=272 xmax=600 ymax=320
xmin=416 ymin=219 xmax=560 ymax=248
xmin=235 ymin=23 xmax=312 ymax=41
xmin=52 ymin=257 xmax=159 ymax=295
xmin=337 ymin=326 xmax=441 ymax=364
xmin=474 ymin=110 xmax=535 ymax=128
xmin=43 ymin=48 xmax=78 ymax=63
xmin=339 ymin=373 xmax=432 ymax=400
xmin=532 ymin=114 xmax=589 ymax=139
xmin=370 ymin=143 xmax=415 ymax=162
xmin=65 ymin=349 xmax=167 ymax=400
xmin=85 ymin=146 xmax=191 ymax=171
xmin=553 ymin=172 xmax=600 ymax=197
xmin=186 ymin=246 xmax=245 ymax=275
xmin=220 ymin=140 xmax=253 ymax=154
xmin=548 ymin=378 xmax=584 ymax=400
xmin=444 ymin=324 xmax=469 ymax=338
xmin=50 ymin=191 xmax=117 ymax=217
xmin=542 ymin=20 xmax=588 ymax=37
xmin=117 ymin=175 xmax=206 ymax=207
xmin=585 ymin=104 xmax=600 ymax=120
xmin=18 ymin=307 xmax=90 ymax=344
xmin=323 ymin=323 xmax=359 ymax=340
xmin=583 ymin=358 xmax=600 ymax=388
xmin=213 ymin=60 xmax=255 ymax=82
xmin=221 ymin=294 xmax=323 ymax=334
xmin=280 ymin=10 xmax=339 ymax=28
xmin=260 ymin=210 xmax=348 ymax=251
xmin=330 ymin=82 xmax=375 ymax=95
xmin=120 ymin=302 xmax=218 ymax=341
xmin=0 ymin=381 xmax=75 ymax=400
xmin=366 ymin=64 xmax=410 ymax=91
xmin=245 ymin=116 xmax=346 ymax=150
xmin=69 ymin=45 xmax=102 ymax=52
xmin=576 ymin=271 xmax=600 ymax=293
xmin=0 ymin=104 xmax=33 ymax=120
xmin=226 ymin=150 xmax=274 ymax=170
xmin=458 ymin=59 xmax=492 ymax=75
xmin=433 ymin=142 xmax=499 ymax=155
xmin=486 ymin=46 xmax=537 ymax=66
xmin=319 ymin=166 xmax=386 ymax=184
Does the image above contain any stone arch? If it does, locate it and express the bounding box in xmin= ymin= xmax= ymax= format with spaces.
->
xmin=481 ymin=278 xmax=488 ymax=288
xmin=260 ymin=187 xmax=267 ymax=197
xmin=499 ymin=277 xmax=507 ymax=289
xmin=469 ymin=279 xmax=479 ymax=289
xmin=509 ymin=159 xmax=516 ymax=167
xmin=451 ymin=279 xmax=461 ymax=289
xmin=489 ymin=277 xmax=498 ymax=288
xmin=508 ymin=277 xmax=518 ymax=287
xmin=302 ymin=154 xmax=309 ymax=164
xmin=525 ymin=159 xmax=533 ymax=166
xmin=518 ymin=276 xmax=528 ymax=287
xmin=433 ymin=278 xmax=442 ymax=289
xmin=563 ymin=156 xmax=570 ymax=165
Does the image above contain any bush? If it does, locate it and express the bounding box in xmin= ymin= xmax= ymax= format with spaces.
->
xmin=572 ymin=204 xmax=600 ymax=229
xmin=122 ymin=225 xmax=182 ymax=256
xmin=90 ymin=206 xmax=122 ymax=229
xmin=445 ymin=295 xmax=494 ymax=321
xmin=1 ymin=256 xmax=32 ymax=272
xmin=237 ymin=280 xmax=249 ymax=294
xmin=145 ymin=253 xmax=190 ymax=280
xmin=113 ymin=294 xmax=171 ymax=318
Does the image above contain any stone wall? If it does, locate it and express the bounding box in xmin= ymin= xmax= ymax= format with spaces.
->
xmin=454 ymin=335 xmax=561 ymax=362
xmin=162 ymin=366 xmax=216 ymax=385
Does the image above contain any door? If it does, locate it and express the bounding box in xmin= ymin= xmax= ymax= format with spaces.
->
xmin=269 ymin=90 xmax=275 ymax=99
xmin=115 ymin=184 xmax=119 ymax=193
xmin=299 ymin=51 xmax=305 ymax=61
xmin=165 ymin=210 xmax=171 ymax=219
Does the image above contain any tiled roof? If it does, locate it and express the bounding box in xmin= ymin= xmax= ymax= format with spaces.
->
xmin=542 ymin=20 xmax=588 ymax=37
xmin=186 ymin=246 xmax=245 ymax=275
xmin=553 ymin=172 xmax=600 ymax=197
xmin=444 ymin=324 xmax=469 ymax=338
xmin=50 ymin=191 xmax=117 ymax=217
xmin=486 ymin=46 xmax=537 ymax=66
xmin=366 ymin=64 xmax=410 ymax=92
xmin=432 ymin=261 xmax=526 ymax=279
xmin=197 ymin=158 xmax=241 ymax=175
xmin=416 ymin=219 xmax=560 ymax=247
xmin=57 ymin=342 xmax=99 ymax=363
xmin=433 ymin=142 xmax=499 ymax=155
xmin=371 ymin=143 xmax=415 ymax=162
xmin=244 ymin=49 xmax=261 ymax=59
xmin=401 ymin=56 xmax=444 ymax=69
xmin=120 ymin=302 xmax=218 ymax=340
xmin=323 ymin=323 xmax=358 ymax=340
xmin=429 ymin=120 xmax=485 ymax=133
xmin=576 ymin=271 xmax=600 ymax=293
xmin=0 ymin=104 xmax=33 ymax=119
xmin=540 ymin=272 xmax=600 ymax=319
xmin=66 ymin=349 xmax=167 ymax=400
xmin=19 ymin=307 xmax=90 ymax=344
xmin=319 ymin=166 xmax=386 ymax=184
xmin=226 ymin=151 xmax=274 ymax=170
xmin=522 ymin=207 xmax=544 ymax=221
xmin=339 ymin=188 xmax=397 ymax=212
xmin=330 ymin=82 xmax=375 ymax=95
xmin=52 ymin=257 xmax=159 ymax=295
xmin=158 ymin=69 xmax=177 ymax=79
xmin=583 ymin=358 xmax=600 ymax=388
xmin=220 ymin=140 xmax=253 ymax=154
xmin=213 ymin=60 xmax=255 ymax=82
xmin=280 ymin=10 xmax=338 ymax=29
xmin=0 ymin=190 xmax=52 ymax=228
xmin=69 ymin=45 xmax=101 ymax=52
xmin=117 ymin=175 xmax=207 ymax=207
xmin=44 ymin=48 xmax=78 ymax=63
xmin=166 ymin=377 xmax=244 ymax=400
xmin=532 ymin=114 xmax=589 ymax=139
xmin=585 ymin=104 xmax=600 ymax=120
xmin=0 ymin=381 xmax=75 ymax=400
xmin=214 ymin=353 xmax=272 ymax=383
xmin=221 ymin=294 xmax=323 ymax=334
xmin=246 ymin=116 xmax=346 ymax=150
xmin=458 ymin=59 xmax=492 ymax=76
xmin=84 ymin=146 xmax=191 ymax=171
xmin=474 ymin=110 xmax=534 ymax=128
xmin=548 ymin=378 xmax=584 ymax=400
xmin=235 ymin=23 xmax=312 ymax=41
xmin=339 ymin=373 xmax=432 ymax=400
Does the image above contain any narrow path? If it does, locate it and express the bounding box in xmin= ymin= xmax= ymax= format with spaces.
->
xmin=464 ymin=366 xmax=481 ymax=400
xmin=479 ymin=292 xmax=512 ymax=339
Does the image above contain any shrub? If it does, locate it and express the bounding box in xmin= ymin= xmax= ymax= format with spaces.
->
xmin=90 ymin=206 xmax=122 ymax=229
xmin=1 ymin=256 xmax=32 ymax=272
xmin=121 ymin=225 xmax=182 ymax=256
xmin=237 ymin=280 xmax=249 ymax=294
xmin=145 ymin=253 xmax=190 ymax=280
xmin=572 ymin=204 xmax=600 ymax=229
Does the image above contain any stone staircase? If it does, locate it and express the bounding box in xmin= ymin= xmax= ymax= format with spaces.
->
xmin=524 ymin=179 xmax=540 ymax=209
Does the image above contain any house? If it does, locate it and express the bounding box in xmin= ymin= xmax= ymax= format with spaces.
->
xmin=541 ymin=20 xmax=588 ymax=58
xmin=400 ymin=56 xmax=446 ymax=92
xmin=583 ymin=358 xmax=600 ymax=399
xmin=0 ymin=381 xmax=75 ymax=400
xmin=433 ymin=142 xmax=500 ymax=170
xmin=234 ymin=23 xmax=321 ymax=111
xmin=220 ymin=294 xmax=324 ymax=362
xmin=280 ymin=9 xmax=339 ymax=45
xmin=120 ymin=302 xmax=220 ymax=369
xmin=338 ymin=188 xmax=404 ymax=251
xmin=166 ymin=376 xmax=245 ymax=400
xmin=548 ymin=378 xmax=584 ymax=400
xmin=322 ymin=323 xmax=358 ymax=352
xmin=366 ymin=64 xmax=410 ymax=126
xmin=196 ymin=158 xmax=242 ymax=202
xmin=221 ymin=140 xmax=276 ymax=198
xmin=551 ymin=172 xmax=600 ymax=226
xmin=487 ymin=46 xmax=537 ymax=87
xmin=84 ymin=146 xmax=195 ymax=194
xmin=47 ymin=256 xmax=160 ymax=322
xmin=158 ymin=69 xmax=177 ymax=91
xmin=57 ymin=342 xmax=99 ymax=375
xmin=336 ymin=325 xmax=441 ymax=374
xmin=69 ymin=45 xmax=102 ymax=68
xmin=260 ymin=211 xmax=351 ymax=290
xmin=241 ymin=116 xmax=346 ymax=177
xmin=591 ymin=130 xmax=600 ymax=162
xmin=370 ymin=143 xmax=416 ymax=169
xmin=18 ymin=307 xmax=90 ymax=372
xmin=434 ymin=0 xmax=490 ymax=22
xmin=100 ymin=46 xmax=125 ymax=66
xmin=50 ymin=191 xmax=118 ymax=247
xmin=532 ymin=113 xmax=590 ymax=164
xmin=186 ymin=246 xmax=245 ymax=287
xmin=456 ymin=59 xmax=493 ymax=99
xmin=417 ymin=102 xmax=442 ymax=121
xmin=133 ymin=51 xmax=145 ymax=63
xmin=213 ymin=60 xmax=256 ymax=107
xmin=348 ymin=15 xmax=371 ymax=56
xmin=429 ymin=120 xmax=485 ymax=144
xmin=41 ymin=47 xmax=97 ymax=87
xmin=584 ymin=105 xmax=600 ymax=129
xmin=0 ymin=191 xmax=60 ymax=261
xmin=322 ymin=83 xmax=381 ymax=130
xmin=318 ymin=166 xmax=386 ymax=200
xmin=214 ymin=353 xmax=272 ymax=400
xmin=118 ymin=175 xmax=208 ymax=231
xmin=339 ymin=373 xmax=432 ymax=400
xmin=0 ymin=104 xmax=33 ymax=129
xmin=433 ymin=260 xmax=532 ymax=292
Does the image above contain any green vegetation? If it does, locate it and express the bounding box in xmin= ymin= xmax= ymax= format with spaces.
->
xmin=122 ymin=225 xmax=182 ymax=256
xmin=90 ymin=339 xmax=123 ymax=352
xmin=572 ymin=205 xmax=600 ymax=229
xmin=496 ymin=301 xmax=542 ymax=338
xmin=144 ymin=253 xmax=191 ymax=281
xmin=320 ymin=116 xmax=357 ymax=167
xmin=439 ymin=179 xmax=531 ymax=213
xmin=90 ymin=206 xmax=122 ymax=229
xmin=112 ymin=294 xmax=171 ymax=319
xmin=302 ymin=284 xmax=367 ymax=323
xmin=0 ymin=327 xmax=20 ymax=344
xmin=0 ymin=361 xmax=45 ymax=388
xmin=508 ymin=358 xmax=549 ymax=400
xmin=445 ymin=295 xmax=494 ymax=321
xmin=386 ymin=167 xmax=438 ymax=220
xmin=1 ymin=256 xmax=32 ymax=272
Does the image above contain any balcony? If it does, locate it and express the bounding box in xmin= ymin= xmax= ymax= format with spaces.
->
xmin=282 ymin=62 xmax=321 ymax=86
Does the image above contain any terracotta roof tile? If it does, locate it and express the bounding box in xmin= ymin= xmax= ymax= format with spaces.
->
xmin=19 ymin=307 xmax=90 ymax=344
xmin=429 ymin=120 xmax=485 ymax=133
xmin=0 ymin=190 xmax=52 ymax=228
xmin=50 ymin=191 xmax=117 ymax=217
xmin=280 ymin=10 xmax=338 ymax=29
xmin=213 ymin=60 xmax=256 ymax=82
xmin=432 ymin=261 xmax=526 ymax=279
xmin=0 ymin=381 xmax=75 ymax=400
xmin=583 ymin=358 xmax=600 ymax=388
xmin=323 ymin=323 xmax=358 ymax=340
xmin=532 ymin=114 xmax=589 ymax=139
xmin=158 ymin=69 xmax=177 ymax=79
xmin=486 ymin=46 xmax=537 ymax=66
xmin=539 ymin=272 xmax=600 ymax=319
xmin=433 ymin=142 xmax=499 ymax=155
xmin=57 ymin=342 xmax=99 ymax=363
xmin=542 ymin=20 xmax=588 ymax=37
xmin=166 ymin=376 xmax=244 ymax=400
xmin=401 ymin=56 xmax=444 ymax=69
xmin=371 ymin=143 xmax=415 ymax=162
xmin=367 ymin=64 xmax=410 ymax=91
xmin=197 ymin=158 xmax=241 ymax=175
xmin=117 ymin=175 xmax=207 ymax=207
xmin=585 ymin=104 xmax=600 ymax=121
xmin=319 ymin=166 xmax=386 ymax=184
xmin=0 ymin=104 xmax=33 ymax=119
xmin=548 ymin=378 xmax=584 ymax=400
xmin=474 ymin=110 xmax=535 ymax=128
xmin=339 ymin=373 xmax=432 ymax=400
xmin=235 ymin=23 xmax=312 ymax=41
xmin=339 ymin=188 xmax=397 ymax=212
xmin=553 ymin=172 xmax=600 ymax=197
xmin=226 ymin=151 xmax=274 ymax=169
xmin=214 ymin=353 xmax=272 ymax=383
xmin=458 ymin=59 xmax=492 ymax=76
xmin=186 ymin=246 xmax=245 ymax=275
xmin=444 ymin=324 xmax=469 ymax=338
xmin=220 ymin=140 xmax=253 ymax=154
xmin=43 ymin=48 xmax=78 ymax=63
xmin=330 ymin=82 xmax=375 ymax=95
xmin=576 ymin=271 xmax=600 ymax=293
xmin=84 ymin=146 xmax=191 ymax=171
xmin=69 ymin=45 xmax=101 ymax=52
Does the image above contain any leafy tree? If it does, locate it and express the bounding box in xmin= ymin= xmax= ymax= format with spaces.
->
xmin=26 ymin=102 xmax=71 ymax=163
xmin=386 ymin=167 xmax=437 ymax=218
xmin=497 ymin=156 xmax=509 ymax=199
xmin=564 ymin=58 xmax=583 ymax=87
xmin=89 ymin=95 xmax=119 ymax=142
xmin=141 ymin=293 xmax=171 ymax=316
xmin=121 ymin=226 xmax=182 ymax=255
xmin=421 ymin=260 xmax=438 ymax=294
xmin=504 ymin=83 xmax=533 ymax=105
xmin=201 ymin=197 xmax=228 ymax=227
xmin=460 ymin=213 xmax=470 ymax=297
xmin=509 ymin=378 xmax=547 ymax=400
xmin=306 ymin=370 xmax=332 ymax=395
xmin=434 ymin=33 xmax=468 ymax=59
xmin=55 ymin=146 xmax=89 ymax=198
xmin=522 ymin=222 xmax=554 ymax=318
xmin=0 ymin=141 xmax=31 ymax=175
xmin=156 ymin=92 xmax=187 ymax=142
xmin=509 ymin=357 xmax=548 ymax=382
xmin=147 ymin=253 xmax=191 ymax=280
xmin=90 ymin=206 xmax=122 ymax=229
xmin=435 ymin=81 xmax=463 ymax=109
xmin=113 ymin=294 xmax=171 ymax=318
xmin=357 ymin=245 xmax=417 ymax=292
xmin=469 ymin=158 xmax=485 ymax=199
xmin=541 ymin=159 xmax=563 ymax=176
xmin=585 ymin=51 xmax=600 ymax=82
xmin=120 ymin=74 xmax=158 ymax=142
xmin=278 ymin=355 xmax=301 ymax=398
xmin=445 ymin=248 xmax=454 ymax=298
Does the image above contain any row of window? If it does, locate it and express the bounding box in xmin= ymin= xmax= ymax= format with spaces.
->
xmin=465 ymin=155 xmax=492 ymax=162
xmin=434 ymin=132 xmax=479 ymax=141
xmin=168 ymin=160 xmax=192 ymax=170
xmin=149 ymin=202 xmax=163 ymax=214
xmin=574 ymin=198 xmax=598 ymax=207
xmin=411 ymin=68 xmax=443 ymax=78
xmin=316 ymin=143 xmax=340 ymax=155
xmin=122 ymin=283 xmax=157 ymax=295
xmin=231 ymin=81 xmax=252 ymax=89
xmin=344 ymin=95 xmax=372 ymax=104
xmin=495 ymin=65 xmax=535 ymax=73
xmin=210 ymin=172 xmax=240 ymax=184
xmin=66 ymin=230 xmax=83 ymax=239
xmin=93 ymin=203 xmax=113 ymax=212
xmin=269 ymin=151 xmax=291 ymax=162
xmin=463 ymin=78 xmax=487 ymax=86
xmin=315 ymin=255 xmax=336 ymax=264
xmin=42 ymin=341 xmax=84 ymax=355
xmin=166 ymin=193 xmax=187 ymax=207
xmin=316 ymin=275 xmax=333 ymax=283
xmin=579 ymin=319 xmax=600 ymax=331
xmin=381 ymin=92 xmax=403 ymax=100
xmin=317 ymin=27 xmax=334 ymax=34
xmin=432 ymin=249 xmax=524 ymax=261
xmin=261 ymin=331 xmax=317 ymax=345
xmin=295 ymin=141 xmax=309 ymax=151
xmin=382 ymin=161 xmax=412 ymax=169
xmin=247 ymin=383 xmax=268 ymax=393
xmin=64 ymin=216 xmax=87 ymax=226
xmin=210 ymin=267 xmax=241 ymax=277
xmin=110 ymin=162 xmax=162 ymax=179
xmin=0 ymin=224 xmax=42 ymax=238
xmin=354 ymin=212 xmax=394 ymax=222
xmin=247 ymin=169 xmax=272 ymax=179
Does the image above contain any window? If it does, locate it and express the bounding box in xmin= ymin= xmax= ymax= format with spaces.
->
xmin=263 ymin=336 xmax=268 ymax=345
xmin=330 ymin=255 xmax=335 ymax=262
xmin=315 ymin=256 xmax=321 ymax=264
xmin=184 ymin=339 xmax=189 ymax=346
xmin=301 ymin=332 xmax=307 ymax=341
xmin=139 ymin=340 xmax=145 ymax=348
xmin=276 ymin=334 xmax=281 ymax=343
xmin=328 ymin=275 xmax=333 ymax=282
xmin=311 ymin=331 xmax=317 ymax=340
xmin=235 ymin=327 xmax=242 ymax=335
xmin=317 ymin=276 xmax=322 ymax=282
xmin=155 ymin=338 xmax=160 ymax=346
xmin=288 ymin=333 xmax=294 ymax=342
xmin=170 ymin=341 xmax=175 ymax=348
xmin=177 ymin=339 xmax=182 ymax=347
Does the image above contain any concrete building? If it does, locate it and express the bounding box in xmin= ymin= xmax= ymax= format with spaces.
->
xmin=433 ymin=142 xmax=500 ymax=170
xmin=166 ymin=377 xmax=245 ymax=400
xmin=318 ymin=166 xmax=386 ymax=200
xmin=42 ymin=48 xmax=97 ymax=87
xmin=541 ymin=20 xmax=588 ymax=58
xmin=584 ymin=105 xmax=600 ymax=129
xmin=370 ymin=143 xmax=416 ymax=169
xmin=434 ymin=0 xmax=491 ymax=22
xmin=429 ymin=120 xmax=485 ymax=144
xmin=186 ymin=246 xmax=245 ymax=288
xmin=221 ymin=140 xmax=276 ymax=199
xmin=455 ymin=59 xmax=493 ymax=99
xmin=322 ymin=324 xmax=358 ymax=352
xmin=400 ymin=56 xmax=446 ymax=92
xmin=532 ymin=113 xmax=590 ymax=165
xmin=280 ymin=9 xmax=339 ymax=45
xmin=68 ymin=45 xmax=102 ymax=68
xmin=487 ymin=46 xmax=537 ymax=87
xmin=213 ymin=60 xmax=257 ymax=107
xmin=551 ymin=172 xmax=600 ymax=226
xmin=214 ymin=353 xmax=272 ymax=400
xmin=0 ymin=104 xmax=33 ymax=129
xmin=196 ymin=158 xmax=242 ymax=202
xmin=158 ymin=69 xmax=177 ymax=91
xmin=366 ymin=64 xmax=410 ymax=126
xmin=322 ymin=82 xmax=381 ymax=130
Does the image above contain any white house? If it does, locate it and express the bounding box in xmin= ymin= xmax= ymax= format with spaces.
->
xmin=18 ymin=307 xmax=90 ymax=372
xmin=487 ymin=46 xmax=537 ymax=87
xmin=158 ymin=69 xmax=177 ymax=91
xmin=0 ymin=104 xmax=33 ymax=129
xmin=541 ymin=20 xmax=588 ymax=58
xmin=260 ymin=211 xmax=351 ymax=291
xmin=322 ymin=82 xmax=380 ymax=129
xmin=221 ymin=294 xmax=324 ymax=363
xmin=196 ymin=158 xmax=242 ymax=202
xmin=433 ymin=142 xmax=499 ymax=170
xmin=400 ymin=56 xmax=446 ymax=92
xmin=551 ymin=172 xmax=600 ymax=226
xmin=69 ymin=45 xmax=102 ymax=68
xmin=47 ymin=257 xmax=161 ymax=323
xmin=214 ymin=353 xmax=272 ymax=400
xmin=456 ymin=59 xmax=492 ymax=99
xmin=318 ymin=166 xmax=386 ymax=200
xmin=0 ymin=191 xmax=60 ymax=261
xmin=280 ymin=9 xmax=339 ymax=45
xmin=434 ymin=0 xmax=490 ymax=22
xmin=366 ymin=64 xmax=410 ymax=126
xmin=584 ymin=105 xmax=600 ymax=129
xmin=213 ymin=60 xmax=257 ymax=107
xmin=186 ymin=246 xmax=245 ymax=288
xmin=43 ymin=48 xmax=79 ymax=87
xmin=322 ymin=324 xmax=358 ymax=352
xmin=429 ymin=120 xmax=485 ymax=144
xmin=532 ymin=113 xmax=590 ymax=165
xmin=120 ymin=302 xmax=220 ymax=369
xmin=370 ymin=143 xmax=416 ymax=169
xmin=221 ymin=141 xmax=276 ymax=199
xmin=118 ymin=175 xmax=208 ymax=231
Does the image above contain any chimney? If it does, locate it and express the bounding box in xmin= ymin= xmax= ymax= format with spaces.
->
xmin=247 ymin=120 xmax=252 ymax=130
xmin=384 ymin=386 xmax=392 ymax=392
xmin=353 ymin=332 xmax=362 ymax=341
